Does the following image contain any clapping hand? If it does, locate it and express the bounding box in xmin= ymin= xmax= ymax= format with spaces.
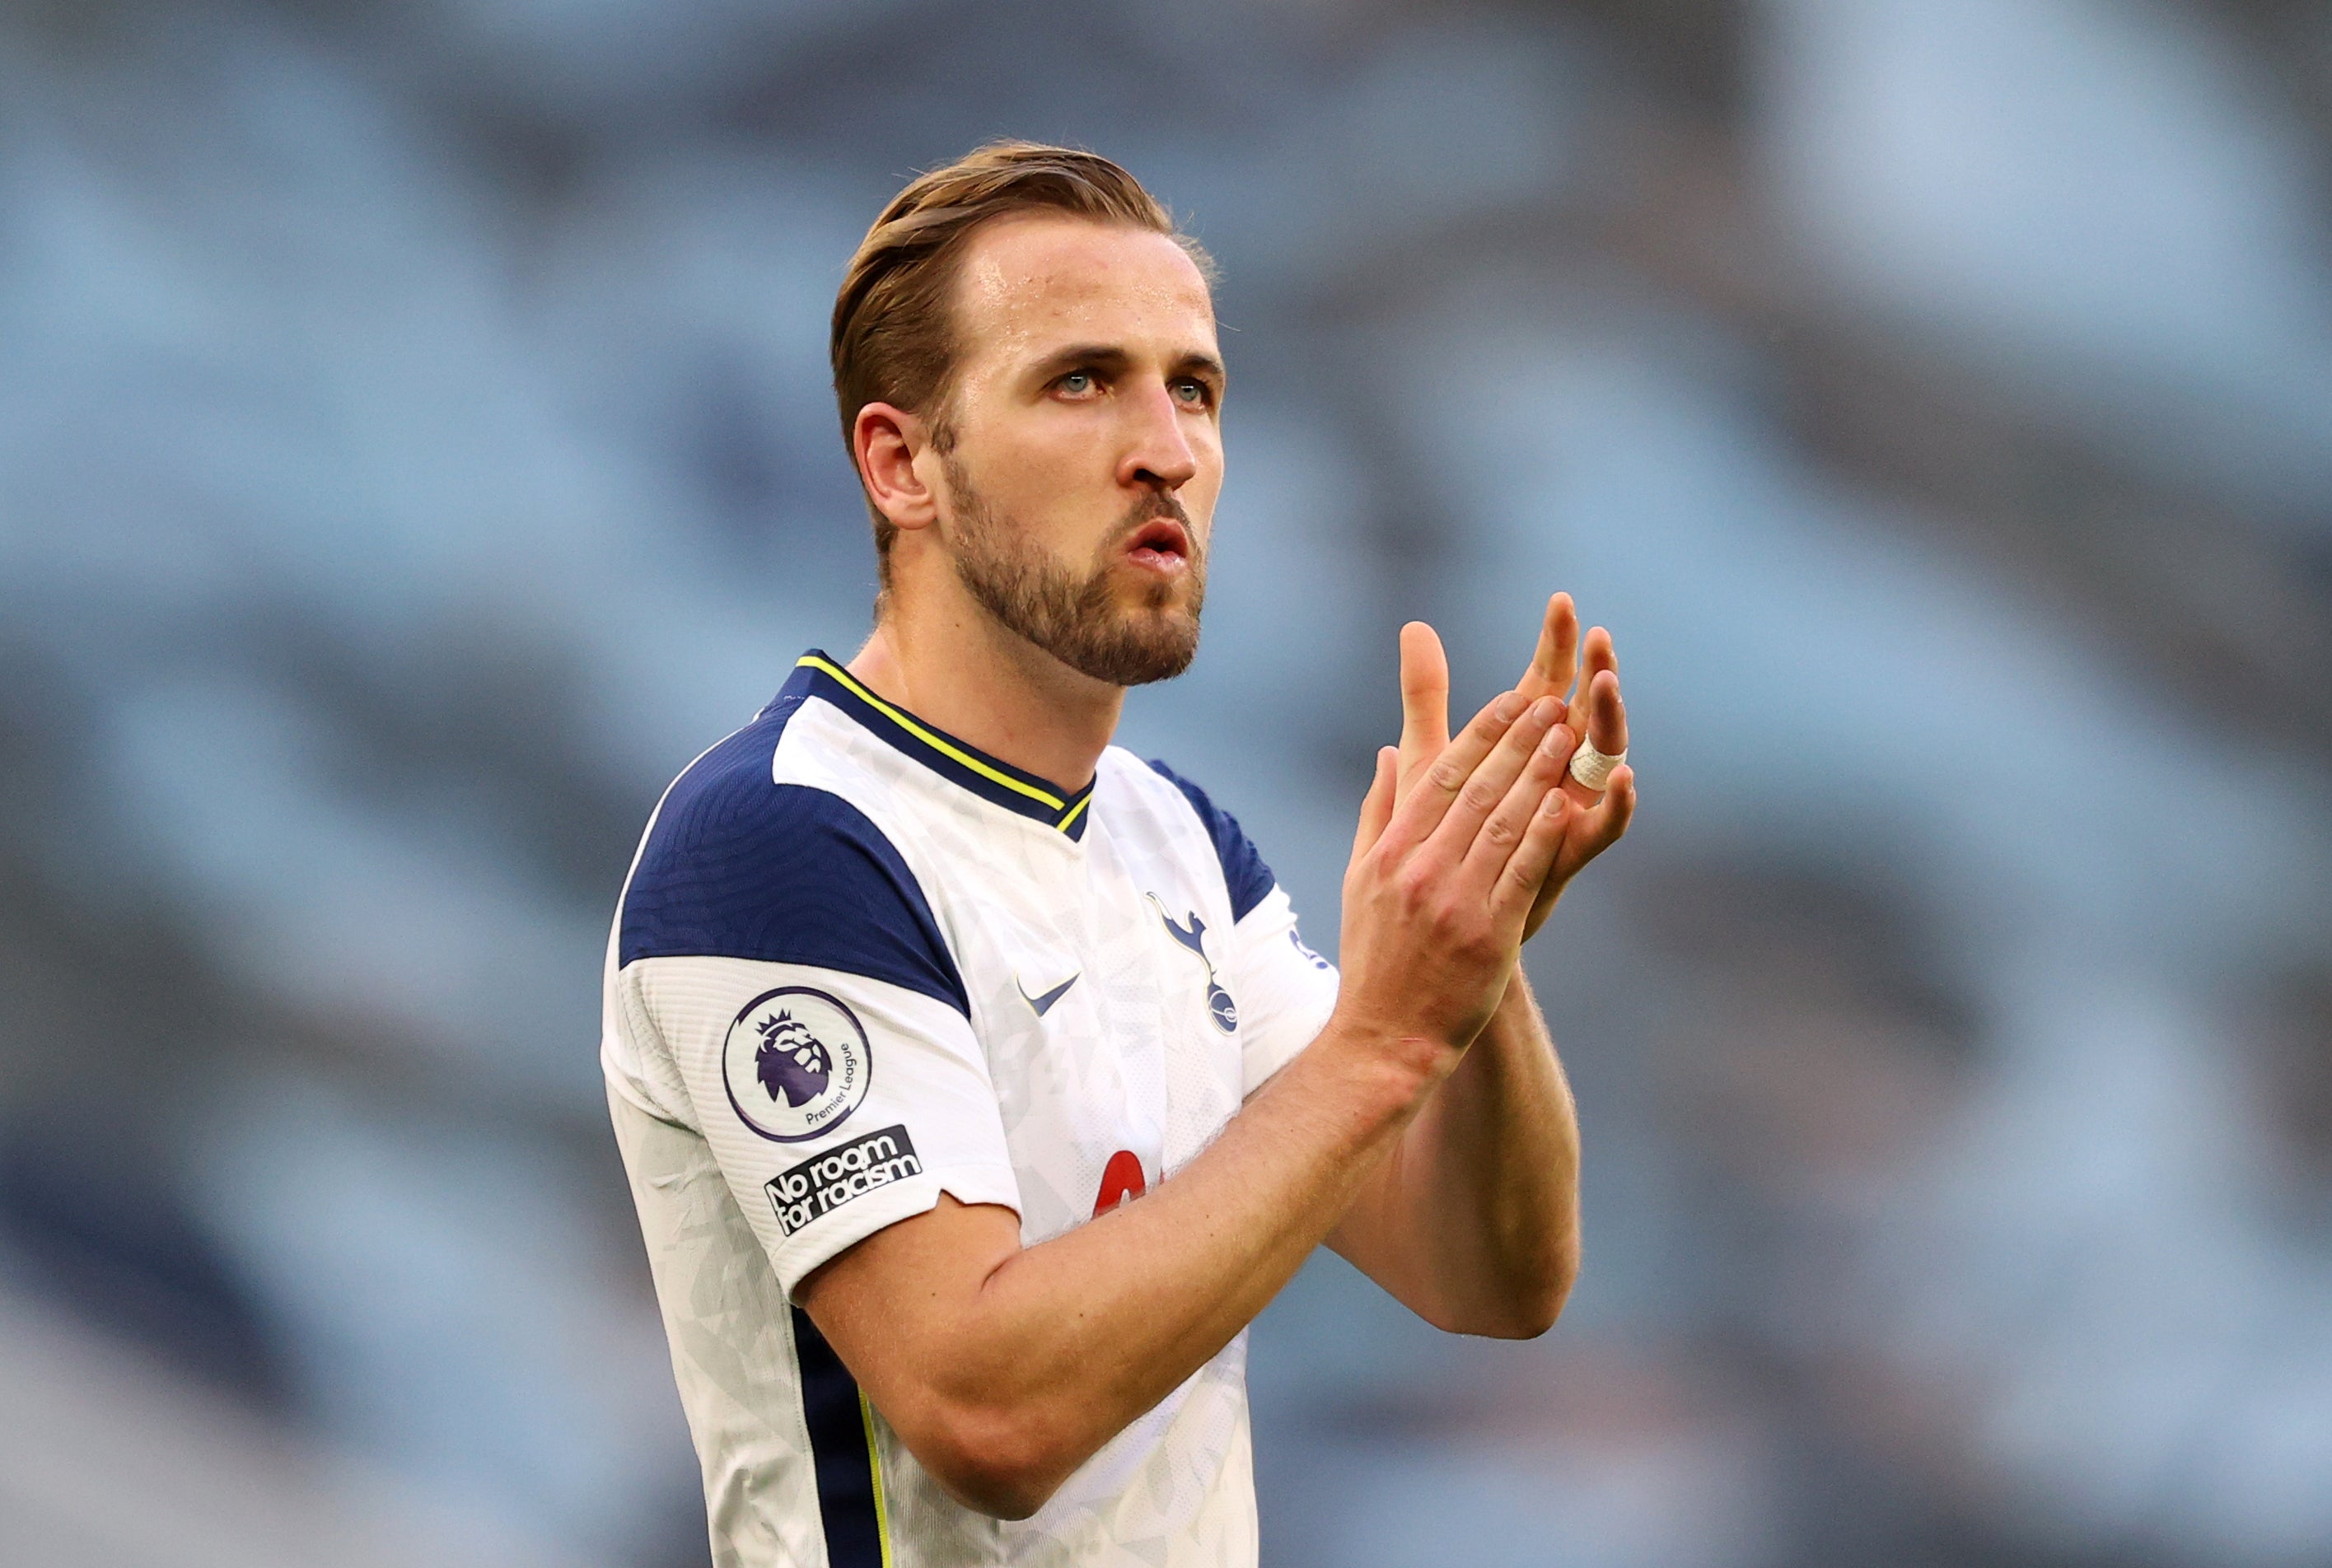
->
xmin=1392 ymin=596 xmax=1633 ymax=941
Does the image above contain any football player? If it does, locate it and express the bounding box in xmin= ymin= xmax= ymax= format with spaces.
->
xmin=604 ymin=142 xmax=1633 ymax=1567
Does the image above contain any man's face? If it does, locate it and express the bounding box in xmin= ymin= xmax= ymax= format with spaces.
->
xmin=926 ymin=213 xmax=1224 ymax=687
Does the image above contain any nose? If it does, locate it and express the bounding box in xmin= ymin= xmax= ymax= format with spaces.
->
xmin=1115 ymin=380 xmax=1199 ymax=494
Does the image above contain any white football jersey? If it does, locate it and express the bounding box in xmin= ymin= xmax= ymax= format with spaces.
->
xmin=603 ymin=651 xmax=1340 ymax=1568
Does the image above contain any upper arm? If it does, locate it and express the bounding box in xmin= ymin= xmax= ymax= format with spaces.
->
xmin=635 ymin=955 xmax=1020 ymax=1294
xmin=620 ymin=765 xmax=1020 ymax=1300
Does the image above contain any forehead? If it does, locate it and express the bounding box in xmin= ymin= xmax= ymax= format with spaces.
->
xmin=948 ymin=212 xmax=1217 ymax=367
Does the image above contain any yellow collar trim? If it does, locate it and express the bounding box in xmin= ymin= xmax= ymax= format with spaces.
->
xmin=797 ymin=655 xmax=1093 ymax=830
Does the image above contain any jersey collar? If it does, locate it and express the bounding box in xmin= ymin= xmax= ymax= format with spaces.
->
xmin=781 ymin=652 xmax=1097 ymax=840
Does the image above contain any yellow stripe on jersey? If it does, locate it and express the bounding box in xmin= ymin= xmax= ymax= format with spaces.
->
xmin=860 ymin=1390 xmax=896 ymax=1568
xmin=798 ymin=654 xmax=1092 ymax=833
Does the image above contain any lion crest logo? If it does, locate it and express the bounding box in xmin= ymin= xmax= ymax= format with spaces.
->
xmin=723 ymin=986 xmax=871 ymax=1142
xmin=754 ymin=1010 xmax=832 ymax=1108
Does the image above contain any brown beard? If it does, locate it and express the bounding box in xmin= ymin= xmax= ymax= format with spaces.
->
xmin=942 ymin=450 xmax=1205 ymax=687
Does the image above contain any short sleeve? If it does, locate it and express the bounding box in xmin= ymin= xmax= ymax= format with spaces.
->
xmin=615 ymin=748 xmax=1016 ymax=1295
xmin=1144 ymin=759 xmax=1339 ymax=1093
xmin=1223 ymin=884 xmax=1340 ymax=1094
xmin=628 ymin=955 xmax=1021 ymax=1296
xmin=620 ymin=745 xmax=966 ymax=1013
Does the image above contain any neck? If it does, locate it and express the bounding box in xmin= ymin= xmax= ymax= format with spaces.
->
xmin=848 ymin=576 xmax=1123 ymax=795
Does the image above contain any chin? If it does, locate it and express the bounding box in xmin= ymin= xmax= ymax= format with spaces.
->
xmin=1128 ymin=617 xmax=1202 ymax=683
xmin=1070 ymin=609 xmax=1199 ymax=687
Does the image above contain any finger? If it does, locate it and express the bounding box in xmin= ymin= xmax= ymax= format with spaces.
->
xmin=1585 ymin=666 xmax=1628 ymax=758
xmin=1424 ymin=697 xmax=1567 ymax=861
xmin=1527 ymin=758 xmax=1637 ymax=939
xmin=1557 ymin=664 xmax=1629 ymax=809
xmin=1383 ymin=688 xmax=1526 ymax=850
xmin=1352 ymin=746 xmax=1397 ymax=860
xmin=1590 ymin=763 xmax=1637 ymax=847
xmin=1522 ymin=593 xmax=1578 ymax=701
xmin=1457 ymin=715 xmax=1575 ymax=886
xmin=1569 ymin=625 xmax=1615 ymax=736
xmin=1492 ymin=789 xmax=1572 ymax=928
xmin=1558 ymin=763 xmax=1638 ymax=880
xmin=1396 ymin=622 xmax=1451 ymax=797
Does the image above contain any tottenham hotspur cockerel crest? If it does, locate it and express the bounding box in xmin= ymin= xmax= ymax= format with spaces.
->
xmin=721 ymin=986 xmax=872 ymax=1142
xmin=1149 ymin=893 xmax=1239 ymax=1034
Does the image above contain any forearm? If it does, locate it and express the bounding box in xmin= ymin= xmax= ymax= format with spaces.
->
xmin=802 ymin=663 xmax=1605 ymax=1514
xmin=1330 ymin=964 xmax=1581 ymax=1336
xmin=985 ymin=1024 xmax=1439 ymax=1404
xmin=804 ymin=1013 xmax=1449 ymax=1514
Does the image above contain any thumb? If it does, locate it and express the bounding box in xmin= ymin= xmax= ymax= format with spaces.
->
xmin=1396 ymin=621 xmax=1450 ymax=796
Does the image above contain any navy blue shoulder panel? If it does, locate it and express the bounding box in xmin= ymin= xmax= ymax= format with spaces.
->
xmin=1145 ymin=759 xmax=1277 ymax=923
xmin=619 ymin=700 xmax=968 ymax=1016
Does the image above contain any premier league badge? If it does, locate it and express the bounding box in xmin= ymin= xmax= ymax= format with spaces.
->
xmin=722 ymin=987 xmax=872 ymax=1142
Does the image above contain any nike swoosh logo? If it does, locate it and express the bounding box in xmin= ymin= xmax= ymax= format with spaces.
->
xmin=1017 ymin=973 xmax=1079 ymax=1017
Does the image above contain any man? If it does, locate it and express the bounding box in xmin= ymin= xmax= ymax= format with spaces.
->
xmin=603 ymin=142 xmax=1634 ymax=1567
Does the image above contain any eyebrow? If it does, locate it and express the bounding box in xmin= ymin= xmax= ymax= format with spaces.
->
xmin=1027 ymin=343 xmax=1227 ymax=385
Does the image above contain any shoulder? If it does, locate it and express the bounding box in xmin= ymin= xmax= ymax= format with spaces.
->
xmin=1124 ymin=753 xmax=1277 ymax=922
xmin=619 ymin=703 xmax=966 ymax=1014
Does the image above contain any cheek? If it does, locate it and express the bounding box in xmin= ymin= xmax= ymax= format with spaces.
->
xmin=978 ymin=403 xmax=1110 ymax=486
xmin=973 ymin=450 xmax=1111 ymax=566
xmin=1185 ymin=441 xmax=1226 ymax=517
xmin=954 ymin=427 xmax=1069 ymax=518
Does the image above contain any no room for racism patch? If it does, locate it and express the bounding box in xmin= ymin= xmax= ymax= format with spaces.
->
xmin=765 ymin=1124 xmax=923 ymax=1237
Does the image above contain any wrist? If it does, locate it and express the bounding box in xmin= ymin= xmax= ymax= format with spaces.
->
xmin=1316 ymin=1006 xmax=1462 ymax=1099
xmin=1493 ymin=960 xmax=1532 ymax=1019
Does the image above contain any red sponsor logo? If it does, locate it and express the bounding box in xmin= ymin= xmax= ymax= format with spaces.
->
xmin=1093 ymin=1150 xmax=1147 ymax=1216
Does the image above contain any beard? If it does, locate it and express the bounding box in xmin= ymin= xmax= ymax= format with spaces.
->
xmin=942 ymin=451 xmax=1205 ymax=688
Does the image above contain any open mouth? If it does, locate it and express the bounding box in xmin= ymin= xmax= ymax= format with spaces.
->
xmin=1125 ymin=518 xmax=1190 ymax=571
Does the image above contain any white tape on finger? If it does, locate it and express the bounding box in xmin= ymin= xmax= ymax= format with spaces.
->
xmin=1568 ymin=740 xmax=1627 ymax=791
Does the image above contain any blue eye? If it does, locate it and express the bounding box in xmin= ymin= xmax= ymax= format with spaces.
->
xmin=1061 ymin=371 xmax=1092 ymax=394
xmin=1175 ymin=380 xmax=1205 ymax=404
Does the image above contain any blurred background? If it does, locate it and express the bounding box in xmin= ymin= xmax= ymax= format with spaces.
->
xmin=5 ymin=0 xmax=2332 ymax=1563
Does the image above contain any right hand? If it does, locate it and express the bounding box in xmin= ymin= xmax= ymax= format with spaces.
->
xmin=1333 ymin=623 xmax=1576 ymax=1059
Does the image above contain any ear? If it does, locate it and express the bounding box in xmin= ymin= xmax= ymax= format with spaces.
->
xmin=853 ymin=401 xmax=942 ymax=532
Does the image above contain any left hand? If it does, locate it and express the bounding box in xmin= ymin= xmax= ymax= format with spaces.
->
xmin=1391 ymin=595 xmax=1634 ymax=942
